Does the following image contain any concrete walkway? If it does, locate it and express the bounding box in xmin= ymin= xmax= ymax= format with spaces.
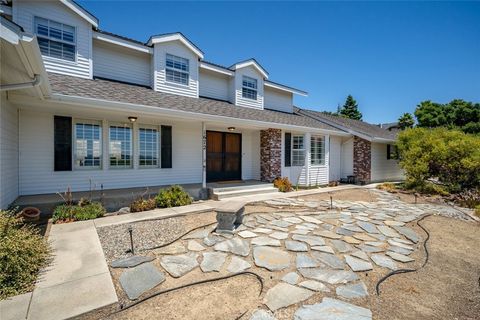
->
xmin=0 ymin=184 xmax=360 ymax=320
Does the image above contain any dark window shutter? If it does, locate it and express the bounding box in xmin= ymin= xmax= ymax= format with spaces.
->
xmin=54 ymin=116 xmax=72 ymax=171
xmin=387 ymin=144 xmax=391 ymax=160
xmin=161 ymin=125 xmax=172 ymax=168
xmin=284 ymin=132 xmax=291 ymax=167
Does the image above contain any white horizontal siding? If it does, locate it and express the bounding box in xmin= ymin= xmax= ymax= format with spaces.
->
xmin=234 ymin=66 xmax=264 ymax=109
xmin=264 ymin=86 xmax=293 ymax=113
xmin=241 ymin=130 xmax=260 ymax=180
xmin=199 ymin=69 xmax=229 ymax=101
xmin=0 ymin=94 xmax=19 ymax=208
xmin=93 ymin=39 xmax=151 ymax=86
xmin=153 ymin=41 xmax=199 ymax=98
xmin=13 ymin=0 xmax=92 ymax=78
xmin=341 ymin=138 xmax=354 ymax=178
xmin=18 ymin=109 xmax=203 ymax=195
xmin=371 ymin=142 xmax=404 ymax=182
xmin=329 ymin=136 xmax=342 ymax=181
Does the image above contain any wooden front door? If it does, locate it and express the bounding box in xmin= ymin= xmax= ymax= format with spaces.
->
xmin=206 ymin=131 xmax=241 ymax=182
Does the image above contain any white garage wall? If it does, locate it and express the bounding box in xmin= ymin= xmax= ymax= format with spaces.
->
xmin=341 ymin=138 xmax=354 ymax=178
xmin=371 ymin=142 xmax=404 ymax=182
xmin=329 ymin=136 xmax=342 ymax=181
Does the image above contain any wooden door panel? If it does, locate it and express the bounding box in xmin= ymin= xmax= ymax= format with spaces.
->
xmin=206 ymin=131 xmax=241 ymax=182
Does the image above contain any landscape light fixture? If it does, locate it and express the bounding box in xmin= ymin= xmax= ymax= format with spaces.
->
xmin=128 ymin=116 xmax=137 ymax=123
xmin=228 ymin=127 xmax=235 ymax=131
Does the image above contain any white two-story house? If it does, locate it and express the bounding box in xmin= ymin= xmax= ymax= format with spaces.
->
xmin=0 ymin=0 xmax=403 ymax=209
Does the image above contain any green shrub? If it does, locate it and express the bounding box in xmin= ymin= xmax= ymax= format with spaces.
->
xmin=376 ymin=182 xmax=397 ymax=193
xmin=155 ymin=185 xmax=192 ymax=208
xmin=475 ymin=205 xmax=480 ymax=217
xmin=0 ymin=210 xmax=50 ymax=299
xmin=274 ymin=177 xmax=293 ymax=192
xmin=451 ymin=188 xmax=480 ymax=209
xmin=397 ymin=127 xmax=480 ymax=193
xmin=130 ymin=197 xmax=156 ymax=213
xmin=53 ymin=202 xmax=105 ymax=223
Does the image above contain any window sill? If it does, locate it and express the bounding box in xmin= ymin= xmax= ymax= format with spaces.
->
xmin=43 ymin=55 xmax=78 ymax=65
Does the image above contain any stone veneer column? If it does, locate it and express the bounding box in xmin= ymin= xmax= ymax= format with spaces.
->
xmin=353 ymin=136 xmax=371 ymax=184
xmin=260 ymin=128 xmax=282 ymax=182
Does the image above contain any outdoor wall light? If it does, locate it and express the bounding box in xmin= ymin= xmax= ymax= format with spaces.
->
xmin=128 ymin=116 xmax=138 ymax=123
xmin=228 ymin=127 xmax=235 ymax=131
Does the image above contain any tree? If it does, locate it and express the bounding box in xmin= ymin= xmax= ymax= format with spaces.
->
xmin=398 ymin=113 xmax=415 ymax=130
xmin=339 ymin=95 xmax=362 ymax=120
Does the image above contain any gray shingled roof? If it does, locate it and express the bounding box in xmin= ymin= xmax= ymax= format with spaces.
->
xmin=47 ymin=73 xmax=342 ymax=132
xmin=297 ymin=108 xmax=398 ymax=141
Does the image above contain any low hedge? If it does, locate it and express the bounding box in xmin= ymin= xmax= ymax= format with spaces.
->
xmin=155 ymin=185 xmax=192 ymax=208
xmin=53 ymin=200 xmax=105 ymax=223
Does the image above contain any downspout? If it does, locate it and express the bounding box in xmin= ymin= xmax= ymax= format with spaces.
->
xmin=0 ymin=74 xmax=41 ymax=91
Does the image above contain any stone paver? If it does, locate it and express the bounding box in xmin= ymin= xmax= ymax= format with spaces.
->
xmin=253 ymin=246 xmax=290 ymax=271
xmin=312 ymin=251 xmax=344 ymax=269
xmin=299 ymin=268 xmax=358 ymax=284
xmin=227 ymin=256 xmax=252 ymax=273
xmin=286 ymin=240 xmax=308 ymax=252
xmin=386 ymin=251 xmax=415 ymax=262
xmin=154 ymin=242 xmax=187 ymax=255
xmin=311 ymin=245 xmax=335 ymax=254
xmin=119 ymin=262 xmax=165 ymax=300
xmin=282 ymin=272 xmax=300 ymax=285
xmin=298 ymin=280 xmax=330 ymax=292
xmin=294 ymin=297 xmax=372 ymax=320
xmin=264 ymin=283 xmax=314 ymax=311
xmin=111 ymin=255 xmax=154 ymax=268
xmin=269 ymin=231 xmax=289 ymax=240
xmin=160 ymin=253 xmax=199 ymax=277
xmin=252 ymin=236 xmax=282 ymax=247
xmin=200 ymin=252 xmax=227 ymax=272
xmin=250 ymin=309 xmax=277 ymax=320
xmin=238 ymin=230 xmax=258 ymax=238
xmin=345 ymin=255 xmax=373 ymax=271
xmin=336 ymin=282 xmax=368 ymax=299
xmin=296 ymin=253 xmax=320 ymax=268
xmin=371 ymin=254 xmax=397 ymax=270
xmin=292 ymin=234 xmax=325 ymax=246
xmin=187 ymin=240 xmax=206 ymax=251
xmin=214 ymin=238 xmax=250 ymax=256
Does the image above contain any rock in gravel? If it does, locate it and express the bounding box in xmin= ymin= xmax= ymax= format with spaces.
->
xmin=119 ymin=263 xmax=165 ymax=300
xmin=294 ymin=297 xmax=372 ymax=320
xmin=251 ymin=237 xmax=281 ymax=247
xmin=286 ymin=240 xmax=308 ymax=252
xmin=264 ymin=283 xmax=313 ymax=311
xmin=227 ymin=256 xmax=251 ymax=273
xmin=282 ymin=272 xmax=300 ymax=285
xmin=299 ymin=268 xmax=358 ymax=284
xmin=200 ymin=252 xmax=227 ymax=272
xmin=298 ymin=280 xmax=330 ymax=292
xmin=250 ymin=309 xmax=277 ymax=320
xmin=238 ymin=230 xmax=258 ymax=238
xmin=153 ymin=242 xmax=187 ymax=255
xmin=111 ymin=255 xmax=154 ymax=268
xmin=292 ymin=234 xmax=325 ymax=246
xmin=336 ymin=282 xmax=368 ymax=299
xmin=187 ymin=240 xmax=206 ymax=251
xmin=311 ymin=252 xmax=344 ymax=269
xmin=345 ymin=255 xmax=373 ymax=272
xmin=253 ymin=246 xmax=290 ymax=271
xmin=214 ymin=238 xmax=250 ymax=256
xmin=296 ymin=253 xmax=319 ymax=268
xmin=386 ymin=251 xmax=415 ymax=263
xmin=370 ymin=254 xmax=397 ymax=270
xmin=160 ymin=253 xmax=199 ymax=277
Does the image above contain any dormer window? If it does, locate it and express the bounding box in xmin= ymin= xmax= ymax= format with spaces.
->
xmin=166 ymin=54 xmax=189 ymax=85
xmin=242 ymin=76 xmax=258 ymax=100
xmin=34 ymin=17 xmax=76 ymax=62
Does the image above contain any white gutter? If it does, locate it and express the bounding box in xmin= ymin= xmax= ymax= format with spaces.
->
xmin=46 ymin=93 xmax=349 ymax=136
xmin=0 ymin=74 xmax=41 ymax=91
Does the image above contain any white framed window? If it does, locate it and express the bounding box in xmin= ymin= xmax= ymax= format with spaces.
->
xmin=109 ymin=125 xmax=132 ymax=168
xmin=34 ymin=17 xmax=76 ymax=62
xmin=292 ymin=135 xmax=305 ymax=166
xmin=311 ymin=136 xmax=325 ymax=165
xmin=166 ymin=54 xmax=189 ymax=85
xmin=74 ymin=121 xmax=102 ymax=169
xmin=139 ymin=127 xmax=159 ymax=167
xmin=242 ymin=76 xmax=258 ymax=100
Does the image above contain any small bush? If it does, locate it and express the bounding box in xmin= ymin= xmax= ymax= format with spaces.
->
xmin=155 ymin=185 xmax=192 ymax=208
xmin=475 ymin=205 xmax=480 ymax=217
xmin=274 ymin=177 xmax=293 ymax=192
xmin=451 ymin=188 xmax=480 ymax=209
xmin=0 ymin=210 xmax=50 ymax=299
xmin=130 ymin=197 xmax=156 ymax=213
xmin=410 ymin=182 xmax=450 ymax=196
xmin=53 ymin=202 xmax=105 ymax=223
xmin=376 ymin=182 xmax=397 ymax=193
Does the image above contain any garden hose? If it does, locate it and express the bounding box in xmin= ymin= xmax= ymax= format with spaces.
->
xmin=110 ymin=271 xmax=264 ymax=316
xmin=375 ymin=213 xmax=432 ymax=295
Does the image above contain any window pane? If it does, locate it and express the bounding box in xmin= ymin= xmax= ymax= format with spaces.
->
xmin=310 ymin=136 xmax=325 ymax=165
xmin=109 ymin=126 xmax=132 ymax=168
xmin=34 ymin=16 xmax=76 ymax=61
xmin=166 ymin=68 xmax=189 ymax=85
xmin=63 ymin=43 xmax=75 ymax=61
xmin=75 ymin=123 xmax=101 ymax=168
xmin=292 ymin=135 xmax=305 ymax=166
xmin=139 ymin=128 xmax=158 ymax=167
xmin=62 ymin=24 xmax=75 ymax=42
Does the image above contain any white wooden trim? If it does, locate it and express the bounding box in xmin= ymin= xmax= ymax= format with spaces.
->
xmin=93 ymin=31 xmax=153 ymax=54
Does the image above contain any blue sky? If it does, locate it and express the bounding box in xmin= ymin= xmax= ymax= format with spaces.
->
xmin=79 ymin=1 xmax=480 ymax=123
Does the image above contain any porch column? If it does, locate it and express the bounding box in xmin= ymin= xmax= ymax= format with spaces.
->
xmin=260 ymin=128 xmax=282 ymax=182
xmin=202 ymin=122 xmax=207 ymax=188
xmin=353 ymin=136 xmax=371 ymax=184
xmin=305 ymin=132 xmax=311 ymax=186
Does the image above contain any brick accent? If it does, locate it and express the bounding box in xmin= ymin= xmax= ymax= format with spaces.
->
xmin=353 ymin=136 xmax=371 ymax=184
xmin=260 ymin=128 xmax=282 ymax=182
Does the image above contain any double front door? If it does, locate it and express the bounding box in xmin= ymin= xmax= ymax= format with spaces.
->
xmin=206 ymin=131 xmax=241 ymax=182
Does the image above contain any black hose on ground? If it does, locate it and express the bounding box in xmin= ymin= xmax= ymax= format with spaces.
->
xmin=375 ymin=213 xmax=432 ymax=295
xmin=110 ymin=271 xmax=264 ymax=316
